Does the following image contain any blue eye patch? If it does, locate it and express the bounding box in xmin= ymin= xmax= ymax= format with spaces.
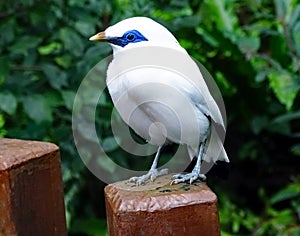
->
xmin=107 ymin=30 xmax=148 ymax=47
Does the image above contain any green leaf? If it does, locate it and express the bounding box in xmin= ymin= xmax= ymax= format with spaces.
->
xmin=272 ymin=111 xmax=300 ymax=123
xmin=0 ymin=91 xmax=17 ymax=115
xmin=291 ymin=144 xmax=300 ymax=156
xmin=102 ymin=136 xmax=119 ymax=152
xmin=274 ymin=0 xmax=286 ymax=21
xmin=268 ymin=71 xmax=299 ymax=110
xmin=76 ymin=116 xmax=98 ymax=142
xmin=195 ymin=27 xmax=219 ymax=47
xmin=0 ymin=114 xmax=7 ymax=137
xmin=292 ymin=21 xmax=300 ymax=57
xmin=61 ymin=90 xmax=76 ymax=110
xmin=271 ymin=182 xmax=300 ymax=204
xmin=9 ymin=36 xmax=42 ymax=55
xmin=55 ymin=55 xmax=72 ymax=69
xmin=289 ymin=4 xmax=300 ymax=28
xmin=204 ymin=0 xmax=237 ymax=33
xmin=173 ymin=15 xmax=201 ymax=29
xmin=38 ymin=42 xmax=62 ymax=55
xmin=96 ymin=154 xmax=117 ymax=174
xmin=0 ymin=19 xmax=15 ymax=45
xmin=59 ymin=27 xmax=84 ymax=56
xmin=0 ymin=57 xmax=9 ymax=84
xmin=251 ymin=116 xmax=268 ymax=134
xmin=23 ymin=95 xmax=53 ymax=123
xmin=255 ymin=70 xmax=270 ymax=83
xmin=0 ymin=114 xmax=5 ymax=128
xmin=74 ymin=21 xmax=95 ymax=36
xmin=237 ymin=36 xmax=260 ymax=55
xmin=43 ymin=91 xmax=63 ymax=108
xmin=43 ymin=64 xmax=68 ymax=89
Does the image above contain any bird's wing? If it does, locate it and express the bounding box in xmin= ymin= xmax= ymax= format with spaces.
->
xmin=168 ymin=58 xmax=229 ymax=163
xmin=184 ymin=68 xmax=225 ymax=128
xmin=169 ymin=62 xmax=226 ymax=129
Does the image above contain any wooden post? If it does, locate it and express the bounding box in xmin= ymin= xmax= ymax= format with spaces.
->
xmin=0 ymin=138 xmax=67 ymax=235
xmin=105 ymin=174 xmax=220 ymax=236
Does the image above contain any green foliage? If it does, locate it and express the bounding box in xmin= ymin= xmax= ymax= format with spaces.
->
xmin=1 ymin=0 xmax=300 ymax=235
xmin=220 ymin=179 xmax=300 ymax=235
xmin=0 ymin=114 xmax=7 ymax=137
xmin=0 ymin=91 xmax=17 ymax=115
xmin=69 ymin=218 xmax=107 ymax=236
xmin=219 ymin=194 xmax=259 ymax=234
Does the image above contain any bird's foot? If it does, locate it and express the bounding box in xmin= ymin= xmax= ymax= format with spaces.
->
xmin=171 ymin=172 xmax=206 ymax=185
xmin=129 ymin=168 xmax=168 ymax=185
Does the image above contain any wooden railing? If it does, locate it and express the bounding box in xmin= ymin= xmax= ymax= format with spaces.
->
xmin=0 ymin=138 xmax=220 ymax=236
xmin=105 ymin=174 xmax=220 ymax=236
xmin=0 ymin=138 xmax=66 ymax=235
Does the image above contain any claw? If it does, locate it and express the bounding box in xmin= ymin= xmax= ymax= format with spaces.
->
xmin=171 ymin=172 xmax=206 ymax=185
xmin=129 ymin=168 xmax=168 ymax=185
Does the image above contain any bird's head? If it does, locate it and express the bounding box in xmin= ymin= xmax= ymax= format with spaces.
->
xmin=89 ymin=17 xmax=182 ymax=53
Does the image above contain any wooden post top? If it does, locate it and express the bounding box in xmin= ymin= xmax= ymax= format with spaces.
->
xmin=105 ymin=174 xmax=217 ymax=212
xmin=105 ymin=174 xmax=220 ymax=236
xmin=0 ymin=138 xmax=66 ymax=235
xmin=0 ymin=138 xmax=59 ymax=171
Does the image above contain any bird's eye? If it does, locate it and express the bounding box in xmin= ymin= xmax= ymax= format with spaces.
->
xmin=126 ymin=33 xmax=135 ymax=41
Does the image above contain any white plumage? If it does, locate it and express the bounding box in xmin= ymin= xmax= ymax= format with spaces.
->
xmin=90 ymin=17 xmax=229 ymax=184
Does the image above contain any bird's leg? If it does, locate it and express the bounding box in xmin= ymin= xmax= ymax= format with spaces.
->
xmin=129 ymin=146 xmax=168 ymax=185
xmin=171 ymin=141 xmax=207 ymax=184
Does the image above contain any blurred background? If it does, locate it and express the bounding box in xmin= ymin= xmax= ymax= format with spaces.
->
xmin=1 ymin=0 xmax=300 ymax=235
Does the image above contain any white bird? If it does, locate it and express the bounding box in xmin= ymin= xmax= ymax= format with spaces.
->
xmin=89 ymin=17 xmax=229 ymax=185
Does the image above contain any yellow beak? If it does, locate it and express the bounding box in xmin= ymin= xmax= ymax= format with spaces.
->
xmin=89 ymin=32 xmax=106 ymax=41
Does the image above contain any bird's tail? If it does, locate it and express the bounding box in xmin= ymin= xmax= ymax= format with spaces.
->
xmin=203 ymin=123 xmax=229 ymax=163
xmin=187 ymin=123 xmax=229 ymax=163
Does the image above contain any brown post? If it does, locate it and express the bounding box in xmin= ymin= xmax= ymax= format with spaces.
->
xmin=105 ymin=174 xmax=220 ymax=236
xmin=0 ymin=138 xmax=67 ymax=235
